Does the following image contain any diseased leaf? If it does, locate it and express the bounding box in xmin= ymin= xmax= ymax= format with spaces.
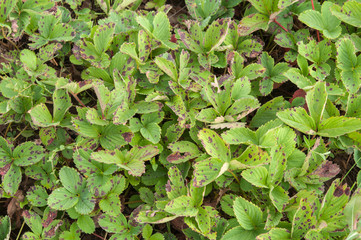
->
xmin=59 ymin=167 xmax=84 ymax=195
xmin=28 ymin=104 xmax=54 ymax=127
xmin=13 ymin=142 xmax=45 ymax=166
xmin=47 ymin=188 xmax=78 ymax=210
xmin=238 ymin=13 xmax=269 ymax=36
xmin=192 ymin=158 xmax=229 ymax=187
xmin=198 ymin=128 xmax=231 ymax=162
xmin=3 ymin=165 xmax=21 ymax=196
xmin=164 ymin=196 xmax=198 ymax=216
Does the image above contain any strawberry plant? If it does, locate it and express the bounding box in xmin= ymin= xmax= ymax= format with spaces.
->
xmin=2 ymin=0 xmax=361 ymax=239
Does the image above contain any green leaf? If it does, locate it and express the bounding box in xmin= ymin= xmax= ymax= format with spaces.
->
xmin=3 ymin=165 xmax=21 ymax=196
xmin=152 ymin=12 xmax=176 ymax=48
xmin=344 ymin=190 xmax=361 ymax=232
xmin=192 ymin=157 xmax=229 ymax=187
xmin=164 ymin=196 xmax=198 ymax=216
xmin=91 ymin=147 xmax=153 ymax=177
xmin=317 ymin=117 xmax=361 ymax=137
xmin=128 ymin=145 xmax=159 ymax=162
xmin=167 ymin=141 xmax=201 ymax=164
xmin=136 ymin=207 xmax=177 ymax=224
xmin=318 ymin=179 xmax=349 ymax=222
xmin=0 ymin=137 xmax=12 ymax=167
xmin=91 ymin=149 xmax=125 ymax=165
xmin=53 ymin=89 xmax=72 ymax=123
xmin=346 ymin=94 xmax=361 ymax=117
xmin=185 ymin=0 xmax=221 ymax=20
xmin=98 ymin=213 xmax=128 ymax=233
xmin=222 ymin=226 xmax=261 ymax=239
xmin=20 ymin=49 xmax=37 ymax=71
xmin=250 ymin=97 xmax=289 ymax=128
xmin=140 ymin=122 xmax=161 ymax=144
xmin=232 ymin=77 xmax=251 ymax=99
xmin=47 ymin=188 xmax=78 ymax=210
xmin=139 ymin=187 xmax=155 ymax=205
xmin=0 ymin=215 xmax=11 ymax=240
xmin=178 ymin=29 xmax=204 ymax=54
xmin=195 ymin=206 xmax=213 ymax=234
xmin=154 ymin=55 xmax=178 ymax=81
xmin=196 ymin=108 xmax=219 ymax=123
xmin=74 ymin=187 xmax=95 ymax=214
xmin=298 ymin=40 xmax=332 ymax=65
xmin=233 ymin=196 xmax=263 ymax=230
xmin=336 ymin=38 xmax=361 ymax=93
xmin=138 ymin=12 xmax=177 ymax=49
xmin=306 ymin=81 xmax=327 ymax=126
xmin=198 ymin=128 xmax=231 ymax=162
xmin=299 ymin=2 xmax=341 ymax=39
xmin=241 ymin=166 xmax=269 ymax=188
xmin=94 ymin=22 xmax=115 ymax=54
xmin=0 ymin=0 xmax=17 ymax=23
xmin=204 ymin=18 xmax=230 ymax=52
xmin=268 ymin=146 xmax=287 ymax=185
xmin=232 ymin=144 xmax=270 ymax=169
xmin=269 ymin=186 xmax=289 ymax=212
xmin=225 ymin=97 xmax=260 ymax=116
xmin=256 ymin=228 xmax=291 ymax=239
xmin=277 ymin=107 xmax=316 ymax=134
xmin=77 ymin=215 xmax=95 ymax=234
xmin=330 ymin=1 xmax=361 ymax=28
xmin=166 ymin=166 xmax=187 ymax=200
xmin=22 ymin=210 xmax=42 ymax=236
xmin=221 ymin=194 xmax=237 ymax=217
xmin=99 ymin=193 xmax=121 ymax=216
xmin=239 ymin=63 xmax=266 ymax=80
xmin=142 ymin=224 xmax=153 ymax=239
xmin=291 ymin=193 xmax=318 ymax=239
xmin=27 ymin=185 xmax=48 ymax=207
xmin=29 ymin=103 xmax=54 ymax=127
xmin=87 ymin=174 xmax=112 ymax=197
xmin=238 ymin=13 xmax=269 ymax=36
xmin=100 ymin=124 xmax=132 ymax=150
xmin=59 ymin=166 xmax=84 ymax=195
xmin=260 ymin=52 xmax=288 ymax=85
xmin=222 ymin=127 xmax=257 ymax=145
xmin=75 ymin=39 xmax=110 ymax=69
xmin=283 ymin=68 xmax=314 ymax=89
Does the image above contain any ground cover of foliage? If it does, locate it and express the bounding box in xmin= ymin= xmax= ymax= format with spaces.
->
xmin=2 ymin=0 xmax=361 ymax=239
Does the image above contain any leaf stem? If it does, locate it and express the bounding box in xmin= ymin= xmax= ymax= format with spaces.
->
xmin=15 ymin=217 xmax=26 ymax=240
xmin=228 ymin=169 xmax=240 ymax=183
xmin=70 ymin=91 xmax=86 ymax=108
xmin=4 ymin=122 xmax=12 ymax=138
xmin=92 ymin=232 xmax=105 ymax=240
xmin=123 ymin=200 xmax=143 ymax=204
xmin=16 ymin=206 xmax=32 ymax=240
xmin=310 ymin=0 xmax=321 ymax=42
xmin=1 ymin=27 xmax=19 ymax=51
xmin=273 ymin=19 xmax=288 ymax=33
xmin=13 ymin=125 xmax=28 ymax=141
